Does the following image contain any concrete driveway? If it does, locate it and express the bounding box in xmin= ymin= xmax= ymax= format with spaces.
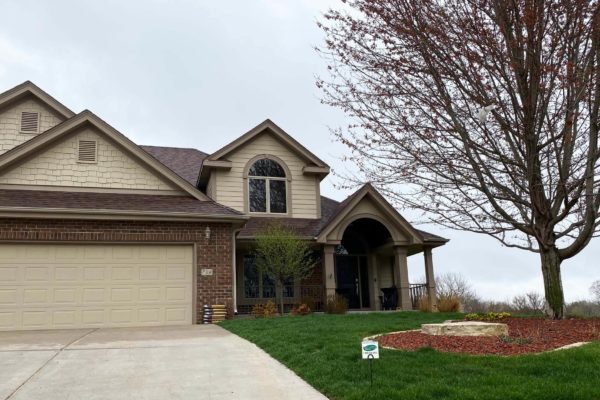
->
xmin=0 ymin=325 xmax=327 ymax=400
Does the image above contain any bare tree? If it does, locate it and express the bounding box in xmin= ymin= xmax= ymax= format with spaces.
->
xmin=436 ymin=273 xmax=478 ymax=302
xmin=317 ymin=0 xmax=600 ymax=318
xmin=511 ymin=292 xmax=545 ymax=313
xmin=591 ymin=280 xmax=600 ymax=303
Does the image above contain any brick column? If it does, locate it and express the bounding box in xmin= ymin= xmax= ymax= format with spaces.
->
xmin=424 ymin=248 xmax=438 ymax=312
xmin=323 ymin=244 xmax=336 ymax=298
xmin=393 ymin=246 xmax=412 ymax=310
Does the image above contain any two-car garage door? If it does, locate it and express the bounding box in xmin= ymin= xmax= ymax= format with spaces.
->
xmin=0 ymin=244 xmax=194 ymax=331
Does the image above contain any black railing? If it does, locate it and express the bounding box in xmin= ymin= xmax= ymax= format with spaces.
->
xmin=238 ymin=284 xmax=324 ymax=314
xmin=244 ymin=284 xmax=294 ymax=299
xmin=409 ymin=283 xmax=427 ymax=310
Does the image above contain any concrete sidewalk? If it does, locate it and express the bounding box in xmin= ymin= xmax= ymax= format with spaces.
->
xmin=0 ymin=325 xmax=328 ymax=400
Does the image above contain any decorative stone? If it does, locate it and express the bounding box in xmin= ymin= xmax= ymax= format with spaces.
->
xmin=421 ymin=321 xmax=508 ymax=337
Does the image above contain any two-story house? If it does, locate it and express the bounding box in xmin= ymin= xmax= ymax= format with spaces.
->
xmin=0 ymin=82 xmax=447 ymax=331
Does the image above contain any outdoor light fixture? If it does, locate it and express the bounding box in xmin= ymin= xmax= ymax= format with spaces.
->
xmin=205 ymin=226 xmax=211 ymax=240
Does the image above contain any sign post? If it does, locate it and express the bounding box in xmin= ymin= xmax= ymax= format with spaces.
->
xmin=361 ymin=340 xmax=379 ymax=386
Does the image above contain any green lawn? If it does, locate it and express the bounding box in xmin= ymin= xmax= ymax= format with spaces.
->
xmin=220 ymin=312 xmax=600 ymax=400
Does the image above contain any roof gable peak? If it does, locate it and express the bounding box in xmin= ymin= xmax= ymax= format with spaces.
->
xmin=208 ymin=119 xmax=329 ymax=168
xmin=0 ymin=110 xmax=210 ymax=201
xmin=0 ymin=81 xmax=75 ymax=119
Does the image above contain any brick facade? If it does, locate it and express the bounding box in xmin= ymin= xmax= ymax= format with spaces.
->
xmin=0 ymin=218 xmax=236 ymax=322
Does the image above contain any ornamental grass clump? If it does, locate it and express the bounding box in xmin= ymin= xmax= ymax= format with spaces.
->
xmin=437 ymin=296 xmax=461 ymax=312
xmin=324 ymin=294 xmax=348 ymax=314
xmin=251 ymin=300 xmax=278 ymax=318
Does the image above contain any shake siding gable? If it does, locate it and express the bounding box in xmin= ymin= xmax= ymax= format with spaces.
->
xmin=214 ymin=133 xmax=319 ymax=218
xmin=0 ymin=126 xmax=182 ymax=192
xmin=0 ymin=98 xmax=65 ymax=155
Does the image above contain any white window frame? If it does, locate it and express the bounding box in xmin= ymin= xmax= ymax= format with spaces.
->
xmin=248 ymin=175 xmax=287 ymax=214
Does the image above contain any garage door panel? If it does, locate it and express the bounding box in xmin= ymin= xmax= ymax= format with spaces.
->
xmin=0 ymin=244 xmax=193 ymax=331
xmin=24 ymin=288 xmax=49 ymax=304
xmin=25 ymin=267 xmax=49 ymax=281
xmin=22 ymin=310 xmax=48 ymax=328
xmin=111 ymin=266 xmax=135 ymax=281
xmin=139 ymin=308 xmax=161 ymax=323
xmin=82 ymin=287 xmax=106 ymax=302
xmin=55 ymin=267 xmax=80 ymax=281
xmin=165 ymin=307 xmax=187 ymax=322
xmin=0 ymin=267 xmax=18 ymax=281
xmin=0 ymin=289 xmax=17 ymax=305
xmin=0 ymin=311 xmax=17 ymax=328
xmin=139 ymin=266 xmax=161 ymax=281
xmin=83 ymin=266 xmax=106 ymax=281
xmin=54 ymin=288 xmax=78 ymax=303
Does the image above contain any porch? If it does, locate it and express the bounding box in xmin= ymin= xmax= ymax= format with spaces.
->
xmin=235 ymin=217 xmax=440 ymax=313
xmin=320 ymin=217 xmax=439 ymax=312
xmin=234 ymin=184 xmax=447 ymax=314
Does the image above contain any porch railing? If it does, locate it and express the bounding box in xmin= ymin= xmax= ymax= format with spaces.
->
xmin=237 ymin=284 xmax=325 ymax=314
xmin=409 ymin=283 xmax=427 ymax=310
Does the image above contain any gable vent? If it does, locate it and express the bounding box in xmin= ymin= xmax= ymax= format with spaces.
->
xmin=20 ymin=112 xmax=40 ymax=133
xmin=78 ymin=140 xmax=97 ymax=163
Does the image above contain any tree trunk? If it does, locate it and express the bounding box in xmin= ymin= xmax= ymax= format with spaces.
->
xmin=540 ymin=246 xmax=565 ymax=319
xmin=278 ymin=281 xmax=284 ymax=315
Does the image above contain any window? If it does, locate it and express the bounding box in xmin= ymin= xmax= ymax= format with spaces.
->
xmin=20 ymin=111 xmax=40 ymax=134
xmin=248 ymin=158 xmax=287 ymax=213
xmin=242 ymin=255 xmax=294 ymax=299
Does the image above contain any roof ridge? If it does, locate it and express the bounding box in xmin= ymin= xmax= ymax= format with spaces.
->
xmin=140 ymin=144 xmax=208 ymax=155
xmin=0 ymin=81 xmax=76 ymax=118
xmin=320 ymin=194 xmax=341 ymax=204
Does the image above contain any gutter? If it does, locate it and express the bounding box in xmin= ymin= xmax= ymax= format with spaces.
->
xmin=232 ymin=228 xmax=242 ymax=315
xmin=0 ymin=207 xmax=249 ymax=223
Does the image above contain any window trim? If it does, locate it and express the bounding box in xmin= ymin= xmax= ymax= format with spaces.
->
xmin=243 ymin=154 xmax=292 ymax=216
xmin=248 ymin=175 xmax=287 ymax=214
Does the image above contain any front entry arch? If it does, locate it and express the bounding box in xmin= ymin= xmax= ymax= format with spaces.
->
xmin=334 ymin=218 xmax=392 ymax=310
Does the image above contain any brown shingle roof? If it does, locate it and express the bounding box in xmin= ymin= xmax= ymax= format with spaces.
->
xmin=237 ymin=194 xmax=447 ymax=242
xmin=140 ymin=145 xmax=207 ymax=186
xmin=0 ymin=189 xmax=243 ymax=217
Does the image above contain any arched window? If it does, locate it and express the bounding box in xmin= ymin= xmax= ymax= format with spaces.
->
xmin=248 ymin=158 xmax=287 ymax=213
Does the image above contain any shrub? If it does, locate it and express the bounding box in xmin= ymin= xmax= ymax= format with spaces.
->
xmin=437 ymin=296 xmax=461 ymax=312
xmin=251 ymin=300 xmax=278 ymax=318
xmin=418 ymin=295 xmax=431 ymax=312
xmin=566 ymin=300 xmax=600 ymax=318
xmin=291 ymin=303 xmax=312 ymax=316
xmin=499 ymin=335 xmax=533 ymax=345
xmin=511 ymin=292 xmax=545 ymax=314
xmin=324 ymin=294 xmax=348 ymax=314
xmin=301 ymin=297 xmax=317 ymax=312
xmin=465 ymin=311 xmax=511 ymax=321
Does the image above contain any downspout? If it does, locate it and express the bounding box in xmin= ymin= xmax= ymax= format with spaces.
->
xmin=232 ymin=228 xmax=241 ymax=315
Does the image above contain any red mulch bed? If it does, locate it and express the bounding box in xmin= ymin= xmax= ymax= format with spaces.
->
xmin=378 ymin=318 xmax=600 ymax=355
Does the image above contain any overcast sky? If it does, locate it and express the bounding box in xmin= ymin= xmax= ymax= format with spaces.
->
xmin=1 ymin=0 xmax=598 ymax=302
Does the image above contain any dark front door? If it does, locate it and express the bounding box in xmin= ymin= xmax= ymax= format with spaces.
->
xmin=335 ymin=255 xmax=370 ymax=309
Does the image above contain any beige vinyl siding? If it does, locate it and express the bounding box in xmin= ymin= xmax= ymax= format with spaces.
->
xmin=206 ymin=171 xmax=216 ymax=199
xmin=377 ymin=256 xmax=395 ymax=288
xmin=0 ymin=126 xmax=181 ymax=192
xmin=215 ymin=133 xmax=319 ymax=218
xmin=0 ymin=98 xmax=65 ymax=155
